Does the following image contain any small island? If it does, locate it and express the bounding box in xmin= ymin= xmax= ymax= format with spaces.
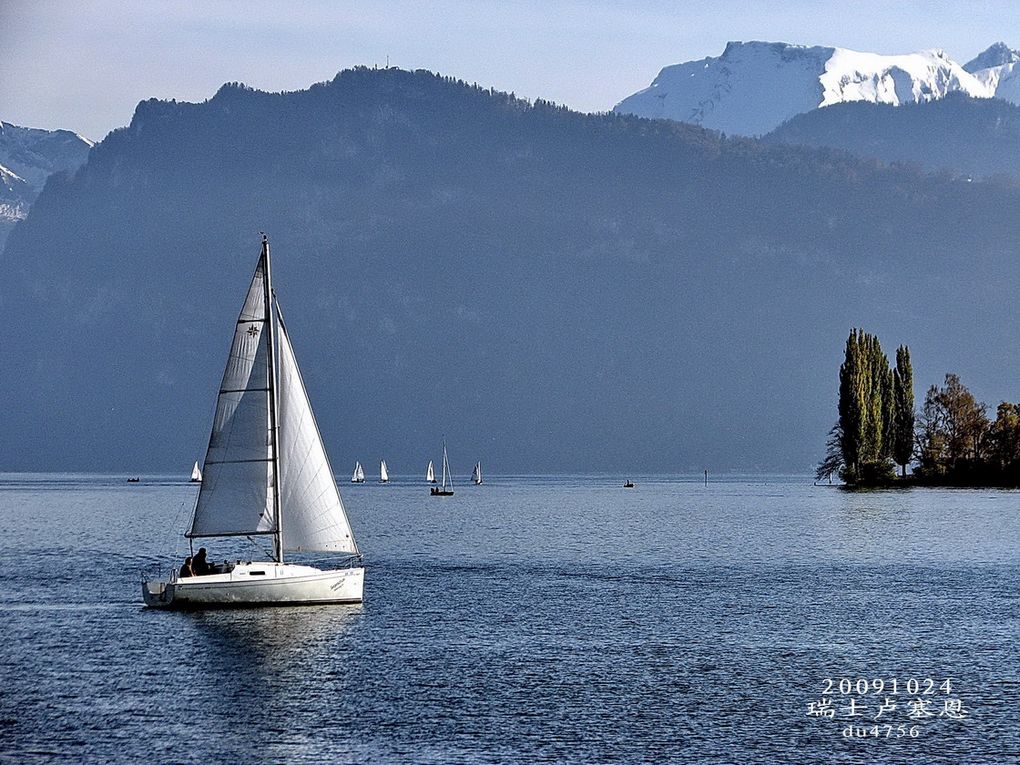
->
xmin=818 ymin=329 xmax=1020 ymax=488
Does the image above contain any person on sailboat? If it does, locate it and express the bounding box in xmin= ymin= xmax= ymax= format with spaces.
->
xmin=192 ymin=547 xmax=211 ymax=576
xmin=179 ymin=556 xmax=194 ymax=578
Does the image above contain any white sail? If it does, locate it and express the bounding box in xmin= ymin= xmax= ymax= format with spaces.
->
xmin=190 ymin=257 xmax=275 ymax=538
xmin=277 ymin=316 xmax=359 ymax=554
xmin=380 ymin=460 xmax=389 ymax=482
xmin=441 ymin=443 xmax=452 ymax=489
xmin=473 ymin=462 xmax=482 ymax=484
xmin=351 ymin=461 xmax=364 ymax=482
xmin=426 ymin=460 xmax=435 ymax=483
xmin=191 ymin=461 xmax=203 ymax=482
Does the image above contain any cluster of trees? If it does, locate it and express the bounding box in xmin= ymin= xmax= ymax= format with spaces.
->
xmin=817 ymin=329 xmax=913 ymax=483
xmin=819 ymin=329 xmax=1020 ymax=486
xmin=916 ymin=375 xmax=1020 ymax=483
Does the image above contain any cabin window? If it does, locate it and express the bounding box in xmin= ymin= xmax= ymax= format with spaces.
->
xmin=249 ymin=571 xmax=265 ymax=576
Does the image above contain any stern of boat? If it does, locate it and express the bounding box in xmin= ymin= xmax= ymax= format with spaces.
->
xmin=142 ymin=578 xmax=174 ymax=608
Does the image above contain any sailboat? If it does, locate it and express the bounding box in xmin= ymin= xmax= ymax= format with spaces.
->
xmin=190 ymin=461 xmax=203 ymax=483
xmin=472 ymin=461 xmax=482 ymax=485
xmin=426 ymin=460 xmax=436 ymax=483
xmin=430 ymin=441 xmax=454 ymax=496
xmin=379 ymin=460 xmax=389 ymax=483
xmin=351 ymin=461 xmax=365 ymax=483
xmin=142 ymin=236 xmax=364 ymax=608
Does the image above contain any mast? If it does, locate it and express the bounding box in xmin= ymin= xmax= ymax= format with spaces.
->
xmin=262 ymin=234 xmax=284 ymax=563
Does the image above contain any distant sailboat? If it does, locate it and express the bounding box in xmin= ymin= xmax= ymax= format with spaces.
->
xmin=472 ymin=461 xmax=482 ymax=485
xmin=380 ymin=460 xmax=389 ymax=483
xmin=351 ymin=461 xmax=365 ymax=483
xmin=430 ymin=441 xmax=454 ymax=496
xmin=190 ymin=461 xmax=203 ymax=483
xmin=426 ymin=460 xmax=437 ymax=483
xmin=142 ymin=236 xmax=363 ymax=609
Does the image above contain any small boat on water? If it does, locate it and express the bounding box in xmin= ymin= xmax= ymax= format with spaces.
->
xmin=142 ymin=236 xmax=364 ymax=609
xmin=190 ymin=461 xmax=202 ymax=483
xmin=472 ymin=461 xmax=483 ymax=485
xmin=351 ymin=461 xmax=365 ymax=483
xmin=430 ymin=441 xmax=454 ymax=496
xmin=127 ymin=477 xmax=140 ymax=483
xmin=426 ymin=460 xmax=436 ymax=484
xmin=624 ymin=480 xmax=635 ymax=488
xmin=380 ymin=460 xmax=389 ymax=483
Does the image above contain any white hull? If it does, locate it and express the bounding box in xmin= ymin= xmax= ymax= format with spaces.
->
xmin=142 ymin=562 xmax=364 ymax=609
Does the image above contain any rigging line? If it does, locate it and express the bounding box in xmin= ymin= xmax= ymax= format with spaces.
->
xmin=160 ymin=498 xmax=193 ymax=566
xmin=246 ymin=535 xmax=275 ymax=560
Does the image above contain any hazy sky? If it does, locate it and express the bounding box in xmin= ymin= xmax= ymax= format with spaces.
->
xmin=2 ymin=0 xmax=1015 ymax=139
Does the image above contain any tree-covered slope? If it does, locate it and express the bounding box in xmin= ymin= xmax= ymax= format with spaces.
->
xmin=4 ymin=68 xmax=1020 ymax=472
xmin=765 ymin=93 xmax=1020 ymax=180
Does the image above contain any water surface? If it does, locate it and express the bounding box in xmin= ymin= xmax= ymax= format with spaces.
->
xmin=0 ymin=474 xmax=1016 ymax=763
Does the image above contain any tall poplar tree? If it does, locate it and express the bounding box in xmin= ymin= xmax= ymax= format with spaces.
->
xmin=838 ymin=329 xmax=865 ymax=478
xmin=892 ymin=345 xmax=915 ymax=476
xmin=836 ymin=328 xmax=895 ymax=483
xmin=862 ymin=333 xmax=890 ymax=463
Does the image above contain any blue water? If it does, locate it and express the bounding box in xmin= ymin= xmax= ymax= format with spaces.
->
xmin=0 ymin=474 xmax=1017 ymax=763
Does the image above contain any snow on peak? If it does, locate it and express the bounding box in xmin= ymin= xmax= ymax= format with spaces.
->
xmin=0 ymin=121 xmax=94 ymax=252
xmin=613 ymin=41 xmax=996 ymax=136
xmin=963 ymin=44 xmax=1020 ymax=103
xmin=818 ymin=47 xmax=986 ymax=109
xmin=0 ymin=120 xmax=93 ymax=191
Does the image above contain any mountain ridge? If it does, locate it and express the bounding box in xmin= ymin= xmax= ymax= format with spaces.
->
xmin=614 ymin=41 xmax=1018 ymax=136
xmin=5 ymin=68 xmax=1020 ymax=472
xmin=764 ymin=93 xmax=1020 ymax=180
xmin=0 ymin=121 xmax=93 ymax=251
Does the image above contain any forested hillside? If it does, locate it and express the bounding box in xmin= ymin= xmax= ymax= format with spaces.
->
xmin=5 ymin=68 xmax=1020 ymax=472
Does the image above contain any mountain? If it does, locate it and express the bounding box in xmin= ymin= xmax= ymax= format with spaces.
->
xmin=764 ymin=93 xmax=1020 ymax=180
xmin=964 ymin=42 xmax=1020 ymax=73
xmin=5 ymin=68 xmax=1020 ymax=473
xmin=613 ymin=41 xmax=994 ymax=136
xmin=0 ymin=122 xmax=93 ymax=251
xmin=0 ymin=165 xmax=32 ymax=240
xmin=965 ymin=42 xmax=1020 ymax=105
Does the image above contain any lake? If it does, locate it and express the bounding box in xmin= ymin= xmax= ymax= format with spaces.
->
xmin=0 ymin=474 xmax=1017 ymax=763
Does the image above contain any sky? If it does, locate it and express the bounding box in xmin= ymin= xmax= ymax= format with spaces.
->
xmin=2 ymin=0 xmax=1016 ymax=140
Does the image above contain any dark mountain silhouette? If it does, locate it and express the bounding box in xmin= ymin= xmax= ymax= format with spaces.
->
xmin=4 ymin=68 xmax=1020 ymax=473
xmin=765 ymin=93 xmax=1020 ymax=180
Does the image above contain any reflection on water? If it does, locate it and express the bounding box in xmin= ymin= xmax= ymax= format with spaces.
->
xmin=184 ymin=604 xmax=364 ymax=675
xmin=0 ymin=474 xmax=1017 ymax=764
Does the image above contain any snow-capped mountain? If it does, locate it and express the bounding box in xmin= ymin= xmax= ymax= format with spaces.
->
xmin=0 ymin=121 xmax=93 ymax=251
xmin=614 ymin=41 xmax=1016 ymax=136
xmin=964 ymin=42 xmax=1020 ymax=73
xmin=965 ymin=43 xmax=1020 ymax=105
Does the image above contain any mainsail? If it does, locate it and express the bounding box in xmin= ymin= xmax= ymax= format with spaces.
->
xmin=441 ymin=443 xmax=452 ymax=490
xmin=188 ymin=238 xmax=359 ymax=558
xmin=426 ymin=460 xmax=435 ymax=483
xmin=380 ymin=460 xmax=389 ymax=483
xmin=351 ymin=461 xmax=364 ymax=483
xmin=191 ymin=461 xmax=203 ymax=482
xmin=277 ymin=315 xmax=359 ymax=554
xmin=189 ymin=257 xmax=275 ymax=538
xmin=473 ymin=462 xmax=482 ymax=484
